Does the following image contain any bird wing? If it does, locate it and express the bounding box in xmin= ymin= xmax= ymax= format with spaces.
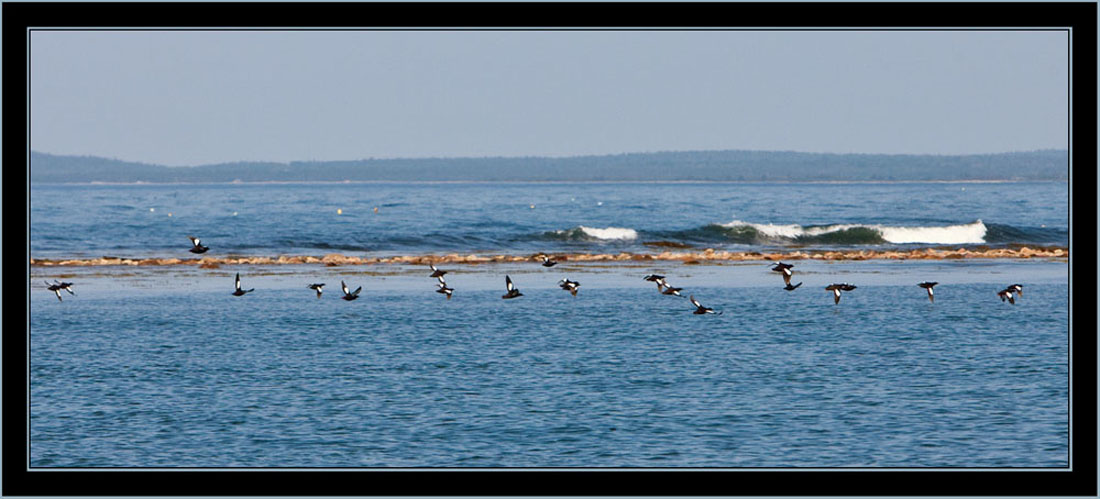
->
xmin=690 ymin=295 xmax=702 ymax=308
xmin=235 ymin=273 xmax=241 ymax=291
xmin=342 ymin=280 xmax=350 ymax=295
xmin=506 ymin=275 xmax=514 ymax=292
xmin=189 ymin=236 xmax=201 ymax=247
xmin=834 ymin=288 xmax=841 ymax=304
xmin=352 ymin=286 xmax=362 ymax=297
xmin=437 ymin=275 xmax=447 ymax=286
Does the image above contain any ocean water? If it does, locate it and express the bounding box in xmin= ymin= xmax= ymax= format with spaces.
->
xmin=29 ymin=260 xmax=1069 ymax=468
xmin=28 ymin=181 xmax=1068 ymax=258
xmin=27 ymin=181 xmax=1070 ymax=468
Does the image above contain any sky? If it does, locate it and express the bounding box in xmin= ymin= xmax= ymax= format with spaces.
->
xmin=30 ymin=30 xmax=1069 ymax=166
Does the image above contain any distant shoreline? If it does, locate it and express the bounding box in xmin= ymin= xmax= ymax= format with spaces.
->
xmin=30 ymin=149 xmax=1069 ymax=183
xmin=29 ymin=246 xmax=1068 ymax=267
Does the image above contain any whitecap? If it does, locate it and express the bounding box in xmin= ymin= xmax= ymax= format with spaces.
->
xmin=577 ymin=226 xmax=638 ymax=240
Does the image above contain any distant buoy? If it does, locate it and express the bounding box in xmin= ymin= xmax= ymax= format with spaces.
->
xmin=150 ymin=208 xmax=155 ymax=212
xmin=233 ymin=212 xmax=238 ymax=216
xmin=167 ymin=213 xmax=172 ymax=217
xmin=337 ymin=208 xmax=343 ymax=215
xmin=530 ymin=204 xmax=535 ymax=209
xmin=597 ymin=201 xmax=603 ymax=206
xmin=373 ymin=207 xmax=379 ymax=213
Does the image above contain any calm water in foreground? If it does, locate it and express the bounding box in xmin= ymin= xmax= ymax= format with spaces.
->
xmin=30 ymin=260 xmax=1069 ymax=467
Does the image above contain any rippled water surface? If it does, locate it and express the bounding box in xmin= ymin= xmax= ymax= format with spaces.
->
xmin=29 ymin=182 xmax=1068 ymax=258
xmin=30 ymin=262 xmax=1069 ymax=468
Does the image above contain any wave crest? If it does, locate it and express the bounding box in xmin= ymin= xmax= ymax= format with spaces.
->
xmin=543 ymin=226 xmax=639 ymax=242
xmin=713 ymin=220 xmax=988 ymax=245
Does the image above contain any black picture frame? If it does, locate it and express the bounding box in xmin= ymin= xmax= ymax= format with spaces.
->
xmin=6 ymin=2 xmax=1096 ymax=495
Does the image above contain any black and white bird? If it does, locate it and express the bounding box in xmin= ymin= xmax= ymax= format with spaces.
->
xmin=232 ymin=273 xmax=254 ymax=296
xmin=1006 ymin=284 xmax=1023 ymax=298
xmin=435 ymin=276 xmax=453 ymax=300
xmin=918 ymin=281 xmax=938 ymax=303
xmin=502 ymin=275 xmax=523 ymax=299
xmin=429 ymin=263 xmax=447 ymax=278
xmin=44 ymin=280 xmax=73 ymax=302
xmin=540 ymin=255 xmax=558 ymax=267
xmin=308 ymin=283 xmax=325 ymax=298
xmin=643 ymin=274 xmax=665 ymax=282
xmin=188 ymin=236 xmax=209 ymax=254
xmin=690 ymin=295 xmax=722 ymax=315
xmin=656 ymin=278 xmax=682 ymax=296
xmin=997 ymin=287 xmax=1017 ymax=304
xmin=340 ymin=280 xmax=362 ymax=301
xmin=771 ymin=262 xmax=795 ymax=286
xmin=783 ymin=282 xmax=803 ymax=291
xmin=558 ymin=278 xmax=580 ymax=297
xmin=54 ymin=280 xmax=75 ymax=295
xmin=825 ymin=283 xmax=856 ymax=304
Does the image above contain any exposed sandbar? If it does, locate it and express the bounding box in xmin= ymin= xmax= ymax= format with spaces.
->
xmin=29 ymin=246 xmax=1068 ymax=267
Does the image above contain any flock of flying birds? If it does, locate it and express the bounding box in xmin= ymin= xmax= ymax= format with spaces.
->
xmin=764 ymin=261 xmax=1024 ymax=305
xmin=39 ymin=236 xmax=1027 ymax=309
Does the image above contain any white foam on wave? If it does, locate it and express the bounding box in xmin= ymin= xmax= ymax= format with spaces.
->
xmin=577 ymin=226 xmax=639 ymax=240
xmin=879 ymin=220 xmax=987 ymax=244
xmin=720 ymin=220 xmax=805 ymax=238
xmin=719 ymin=219 xmax=988 ymax=244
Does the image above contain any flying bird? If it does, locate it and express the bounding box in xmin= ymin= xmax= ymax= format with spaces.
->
xmin=1006 ymin=284 xmax=1023 ymax=298
xmin=918 ymin=281 xmax=938 ymax=303
xmin=502 ymin=275 xmax=523 ymax=299
xmin=540 ymin=255 xmax=558 ymax=267
xmin=771 ymin=262 xmax=795 ymax=286
xmin=44 ymin=281 xmax=73 ymax=302
xmin=340 ymin=280 xmax=362 ymax=301
xmin=825 ymin=283 xmax=855 ymax=304
xmin=429 ymin=263 xmax=447 ymax=278
xmin=997 ymin=287 xmax=1017 ymax=304
xmin=188 ymin=236 xmax=209 ymax=254
xmin=232 ymin=273 xmax=254 ymax=296
xmin=643 ymin=274 xmax=666 ymax=282
xmin=558 ymin=278 xmax=580 ymax=297
xmin=690 ymin=295 xmax=722 ymax=315
xmin=308 ymin=283 xmax=325 ymax=298
xmin=51 ymin=280 xmax=75 ymax=296
xmin=436 ymin=276 xmax=454 ymax=300
xmin=656 ymin=278 xmax=682 ymax=296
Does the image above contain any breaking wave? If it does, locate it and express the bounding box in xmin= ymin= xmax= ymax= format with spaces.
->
xmin=700 ymin=219 xmax=989 ymax=245
xmin=541 ymin=226 xmax=639 ymax=242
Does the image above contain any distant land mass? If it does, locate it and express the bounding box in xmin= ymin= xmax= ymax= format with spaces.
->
xmin=29 ymin=149 xmax=1068 ymax=183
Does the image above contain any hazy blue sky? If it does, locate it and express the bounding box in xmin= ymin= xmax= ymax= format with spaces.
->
xmin=30 ymin=30 xmax=1068 ymax=166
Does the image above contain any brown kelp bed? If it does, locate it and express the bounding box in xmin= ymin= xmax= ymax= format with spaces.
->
xmin=30 ymin=246 xmax=1067 ymax=268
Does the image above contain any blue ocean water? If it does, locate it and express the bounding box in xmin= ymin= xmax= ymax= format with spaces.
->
xmin=27 ymin=182 xmax=1070 ymax=468
xmin=29 ymin=181 xmax=1068 ymax=258
xmin=29 ymin=275 xmax=1068 ymax=467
